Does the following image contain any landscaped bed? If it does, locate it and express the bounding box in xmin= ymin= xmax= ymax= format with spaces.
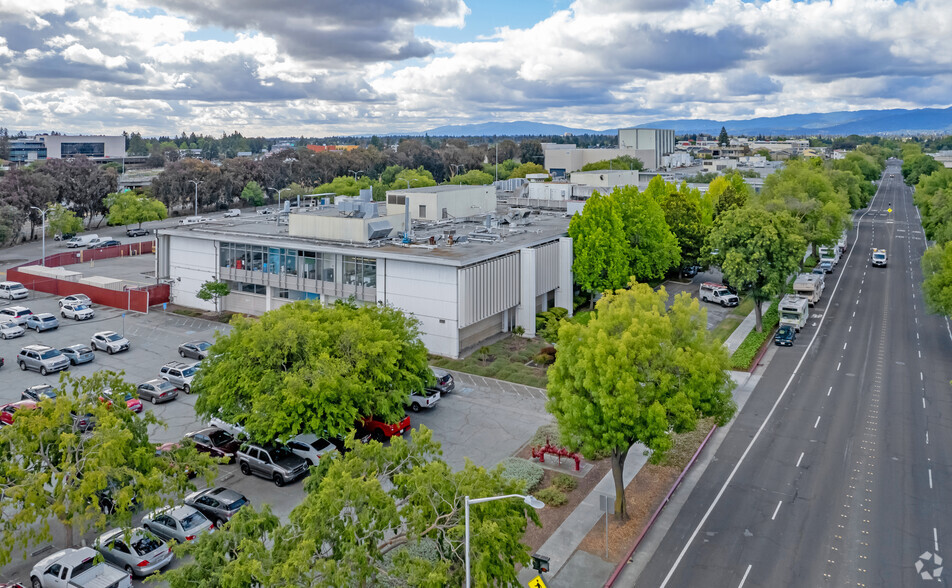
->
xmin=429 ymin=335 xmax=551 ymax=388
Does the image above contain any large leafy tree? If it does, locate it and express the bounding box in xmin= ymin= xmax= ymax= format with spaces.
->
xmin=568 ymin=191 xmax=631 ymax=301
xmin=709 ymin=173 xmax=750 ymax=219
xmin=389 ymin=166 xmax=437 ymax=190
xmin=547 ymin=282 xmax=736 ymax=520
xmin=445 ymin=169 xmax=493 ymax=185
xmin=35 ymin=156 xmax=118 ymax=227
xmin=913 ymin=167 xmax=952 ymax=244
xmin=104 ymin=191 xmax=167 ymax=228
xmin=193 ymin=301 xmax=430 ymax=443
xmin=508 ymin=162 xmax=546 ymax=179
xmin=46 ymin=203 xmax=84 ymax=238
xmin=578 ymin=155 xmax=643 ymax=172
xmin=707 ymin=206 xmax=806 ymax=331
xmin=0 ymin=204 xmax=21 ymax=244
xmin=662 ymin=187 xmax=706 ymax=270
xmin=240 ymin=180 xmax=265 ymax=207
xmin=0 ymin=371 xmax=217 ymax=565
xmin=922 ymin=242 xmax=952 ymax=316
xmin=160 ymin=428 xmax=539 ymax=587
xmin=613 ymin=185 xmax=681 ymax=281
xmin=0 ymin=167 xmax=56 ymax=239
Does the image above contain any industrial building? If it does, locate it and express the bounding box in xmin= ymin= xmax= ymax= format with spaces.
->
xmin=543 ymin=128 xmax=675 ymax=176
xmin=8 ymin=134 xmax=126 ymax=163
xmin=156 ymin=187 xmax=574 ymax=359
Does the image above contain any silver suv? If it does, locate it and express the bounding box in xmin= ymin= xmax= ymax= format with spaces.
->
xmin=159 ymin=361 xmax=200 ymax=394
xmin=17 ymin=345 xmax=71 ymax=375
xmin=237 ymin=443 xmax=308 ymax=487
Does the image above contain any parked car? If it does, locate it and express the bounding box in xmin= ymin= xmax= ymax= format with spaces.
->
xmin=53 ymin=231 xmax=76 ymax=241
xmin=427 ymin=367 xmax=455 ymax=395
xmin=223 ymin=209 xmax=241 ymax=217
xmin=406 ymin=389 xmax=440 ymax=412
xmin=208 ymin=415 xmax=248 ymax=440
xmin=359 ymin=415 xmax=411 ymax=442
xmin=97 ymin=239 xmax=122 ymax=248
xmin=101 ymin=388 xmax=143 ymax=413
xmin=94 ymin=527 xmax=173 ymax=577
xmin=155 ymin=442 xmax=195 ymax=478
xmin=59 ymin=294 xmax=92 ymax=307
xmin=285 ymin=433 xmax=339 ymax=466
xmin=126 ymin=227 xmax=149 ymax=237
xmin=17 ymin=344 xmax=70 ymax=375
xmin=159 ymin=361 xmax=200 ymax=393
xmin=61 ymin=303 xmax=94 ymax=321
xmin=185 ymin=427 xmax=241 ymax=462
xmin=774 ymin=325 xmax=797 ymax=347
xmin=91 ymin=331 xmax=130 ymax=354
xmin=72 ymin=411 xmax=96 ymax=433
xmin=136 ymin=379 xmax=178 ymax=404
xmin=184 ymin=487 xmax=249 ymax=527
xmin=0 ymin=320 xmax=25 ymax=339
xmin=0 ymin=305 xmax=33 ymax=326
xmin=142 ymin=505 xmax=216 ymax=544
xmin=30 ymin=547 xmax=131 ymax=588
xmin=84 ymin=237 xmax=107 ymax=249
xmin=22 ymin=384 xmax=56 ymax=402
xmin=178 ymin=340 xmax=212 ymax=360
xmin=237 ymin=443 xmax=308 ymax=486
xmin=0 ymin=280 xmax=29 ymax=300
xmin=60 ymin=344 xmax=95 ymax=365
xmin=66 ymin=234 xmax=99 ymax=248
xmin=818 ymin=260 xmax=833 ymax=274
xmin=0 ymin=400 xmax=37 ymax=426
xmin=25 ymin=313 xmax=59 ymax=332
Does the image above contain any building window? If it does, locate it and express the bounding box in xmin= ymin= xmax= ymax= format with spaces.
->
xmin=342 ymin=256 xmax=376 ymax=288
xmin=387 ymin=195 xmax=406 ymax=205
xmin=61 ymin=142 xmax=105 ymax=157
xmin=419 ymin=205 xmax=426 ymax=218
xmin=226 ymin=280 xmax=265 ymax=295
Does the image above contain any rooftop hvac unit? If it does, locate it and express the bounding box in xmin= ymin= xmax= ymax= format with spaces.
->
xmin=367 ymin=220 xmax=393 ymax=240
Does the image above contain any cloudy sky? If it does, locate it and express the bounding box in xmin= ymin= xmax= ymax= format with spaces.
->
xmin=0 ymin=0 xmax=949 ymax=137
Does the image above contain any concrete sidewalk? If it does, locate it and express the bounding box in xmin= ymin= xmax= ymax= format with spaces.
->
xmin=517 ymin=302 xmax=770 ymax=587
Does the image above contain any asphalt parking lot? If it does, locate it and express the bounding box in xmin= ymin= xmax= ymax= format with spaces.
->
xmin=662 ymin=269 xmax=737 ymax=329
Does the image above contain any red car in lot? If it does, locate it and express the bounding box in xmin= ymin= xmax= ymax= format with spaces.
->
xmin=99 ymin=389 xmax=143 ymax=413
xmin=0 ymin=400 xmax=37 ymax=426
xmin=359 ymin=414 xmax=411 ymax=442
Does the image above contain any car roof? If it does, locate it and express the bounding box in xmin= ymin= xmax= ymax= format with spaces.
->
xmin=94 ymin=330 xmax=118 ymax=336
xmin=5 ymin=306 xmax=30 ymax=312
xmin=97 ymin=527 xmax=148 ymax=544
xmin=21 ymin=344 xmax=54 ymax=351
xmin=148 ymin=504 xmax=198 ymax=519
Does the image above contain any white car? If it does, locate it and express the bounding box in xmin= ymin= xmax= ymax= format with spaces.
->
xmin=0 ymin=320 xmax=24 ymax=339
xmin=91 ymin=331 xmax=130 ymax=354
xmin=61 ymin=303 xmax=95 ymax=321
xmin=0 ymin=305 xmax=33 ymax=326
xmin=285 ymin=433 xmax=339 ymax=466
xmin=223 ymin=209 xmax=241 ymax=217
xmin=59 ymin=294 xmax=92 ymax=307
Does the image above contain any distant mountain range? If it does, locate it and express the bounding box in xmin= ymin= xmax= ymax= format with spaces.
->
xmin=418 ymin=106 xmax=952 ymax=137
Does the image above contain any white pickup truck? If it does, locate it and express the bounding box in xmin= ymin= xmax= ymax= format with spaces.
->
xmin=407 ymin=389 xmax=440 ymax=412
xmin=699 ymin=282 xmax=739 ymax=307
xmin=31 ymin=547 xmax=131 ymax=588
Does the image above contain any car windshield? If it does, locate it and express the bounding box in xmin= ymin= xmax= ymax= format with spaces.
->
xmin=42 ymin=316 xmax=55 ymax=322
xmin=183 ymin=366 xmax=198 ymax=377
xmin=105 ymin=333 xmax=123 ymax=341
xmin=269 ymin=446 xmax=294 ymax=460
xmin=31 ymin=387 xmax=55 ymax=398
xmin=716 ymin=290 xmax=731 ymax=297
xmin=40 ymin=349 xmax=61 ymax=359
xmin=209 ymin=430 xmax=232 ymax=445
xmin=74 ymin=305 xmax=89 ymax=311
xmin=131 ymin=533 xmax=163 ymax=555
xmin=226 ymin=496 xmax=248 ymax=510
xmin=157 ymin=381 xmax=175 ymax=391
xmin=180 ymin=511 xmax=208 ymax=531
xmin=781 ymin=311 xmax=800 ymax=320
xmin=1 ymin=322 xmax=17 ymax=329
xmin=196 ymin=342 xmax=212 ymax=350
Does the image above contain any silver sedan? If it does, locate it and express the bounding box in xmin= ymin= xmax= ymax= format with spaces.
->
xmin=94 ymin=527 xmax=174 ymax=576
xmin=142 ymin=505 xmax=215 ymax=544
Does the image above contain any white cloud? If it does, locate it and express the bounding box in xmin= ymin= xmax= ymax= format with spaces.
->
xmin=61 ymin=43 xmax=127 ymax=69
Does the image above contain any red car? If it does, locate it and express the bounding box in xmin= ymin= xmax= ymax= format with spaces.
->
xmin=185 ymin=427 xmax=241 ymax=463
xmin=99 ymin=389 xmax=143 ymax=413
xmin=0 ymin=400 xmax=37 ymax=426
xmin=359 ymin=414 xmax=411 ymax=442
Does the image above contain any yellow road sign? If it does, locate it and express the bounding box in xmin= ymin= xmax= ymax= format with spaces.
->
xmin=528 ymin=576 xmax=547 ymax=588
xmin=888 ymin=208 xmax=893 ymax=213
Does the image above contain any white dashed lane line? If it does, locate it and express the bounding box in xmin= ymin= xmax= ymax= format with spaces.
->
xmin=772 ymin=501 xmax=783 ymax=521
xmin=797 ymin=452 xmax=805 ymax=467
xmin=814 ymin=416 xmax=821 ymax=429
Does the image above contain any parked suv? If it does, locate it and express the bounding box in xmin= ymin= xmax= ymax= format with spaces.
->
xmin=25 ymin=313 xmax=59 ymax=332
xmin=126 ymin=227 xmax=149 ymax=237
xmin=91 ymin=331 xmax=130 ymax=354
xmin=0 ymin=306 xmax=33 ymax=326
xmin=237 ymin=443 xmax=308 ymax=486
xmin=427 ymin=367 xmax=455 ymax=395
xmin=17 ymin=344 xmax=70 ymax=375
xmin=159 ymin=361 xmax=200 ymax=394
xmin=184 ymin=487 xmax=249 ymax=526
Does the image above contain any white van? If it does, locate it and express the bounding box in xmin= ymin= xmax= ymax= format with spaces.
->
xmin=818 ymin=246 xmax=840 ymax=267
xmin=223 ymin=209 xmax=241 ymax=218
xmin=65 ymin=234 xmax=99 ymax=248
xmin=699 ymin=282 xmax=739 ymax=307
xmin=0 ymin=281 xmax=29 ymax=300
xmin=179 ymin=216 xmax=210 ymax=225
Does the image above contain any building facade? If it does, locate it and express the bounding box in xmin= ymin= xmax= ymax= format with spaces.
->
xmin=9 ymin=135 xmax=125 ymax=163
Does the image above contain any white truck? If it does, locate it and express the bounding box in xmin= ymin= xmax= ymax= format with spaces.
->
xmin=31 ymin=547 xmax=131 ymax=588
xmin=872 ymin=248 xmax=887 ymax=267
xmin=699 ymin=282 xmax=739 ymax=307
xmin=793 ymin=273 xmax=825 ymax=305
xmin=778 ymin=294 xmax=809 ymax=332
xmin=65 ymin=234 xmax=99 ymax=249
xmin=837 ymin=230 xmax=848 ymax=253
xmin=818 ymin=246 xmax=840 ymax=267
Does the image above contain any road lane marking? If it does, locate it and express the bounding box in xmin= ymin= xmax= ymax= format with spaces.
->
xmin=926 ymin=431 xmax=929 ymax=445
xmin=853 ymin=311 xmax=856 ymax=318
xmin=828 ymin=386 xmax=833 ymax=396
xmin=935 ymin=528 xmax=939 ymax=552
xmin=772 ymin=501 xmax=783 ymax=521
xmin=837 ymin=362 xmax=841 ymax=371
xmin=921 ymin=372 xmax=924 ymax=381
xmin=849 ymin=326 xmax=852 ymax=333
xmin=929 ymin=469 xmax=933 ymax=489
xmin=797 ymin=452 xmax=805 ymax=467
xmin=844 ymin=342 xmax=848 ymax=350
xmin=815 ymin=416 xmax=821 ymax=429
xmin=919 ymin=350 xmax=921 ymax=358
xmin=923 ymin=397 xmax=926 ymax=409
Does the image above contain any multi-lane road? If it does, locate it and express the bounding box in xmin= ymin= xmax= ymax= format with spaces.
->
xmin=634 ymin=161 xmax=952 ymax=586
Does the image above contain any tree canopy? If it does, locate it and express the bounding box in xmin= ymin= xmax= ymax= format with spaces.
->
xmin=547 ymin=282 xmax=736 ymax=519
xmin=104 ymin=190 xmax=167 ymax=227
xmin=444 ymin=169 xmax=493 ymax=185
xmin=614 ymin=185 xmax=682 ymax=280
xmin=240 ymin=180 xmax=265 ymax=206
xmin=193 ymin=301 xmax=430 ymax=443
xmin=922 ymin=242 xmax=952 ymax=316
xmin=508 ymin=162 xmax=547 ymax=179
xmin=568 ymin=191 xmax=632 ymax=297
xmin=46 ymin=202 xmax=84 ymax=237
xmin=578 ymin=155 xmax=643 ymax=172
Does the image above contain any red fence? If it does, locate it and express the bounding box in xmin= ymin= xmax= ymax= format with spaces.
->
xmin=9 ymin=241 xmax=169 ymax=313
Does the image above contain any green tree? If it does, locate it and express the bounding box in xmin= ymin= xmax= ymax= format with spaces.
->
xmin=160 ymin=428 xmax=539 ymax=587
xmin=913 ymin=168 xmax=952 ymax=244
xmin=0 ymin=371 xmax=217 ymax=565
xmin=718 ymin=126 xmax=729 ymax=146
xmin=444 ymin=169 xmax=493 ymax=185
xmin=240 ymin=180 xmax=265 ymax=207
xmin=902 ymin=151 xmax=941 ymax=186
xmin=613 ymin=185 xmax=681 ymax=281
xmin=578 ymin=155 xmax=644 ymax=172
xmin=483 ymin=159 xmax=519 ymax=181
xmin=547 ymin=282 xmax=736 ymax=520
xmin=0 ymin=204 xmax=21 ymax=245
xmin=662 ymin=188 xmax=706 ymax=269
xmin=519 ymin=139 xmax=543 ymax=165
xmin=104 ymin=191 xmax=167 ymax=228
xmin=922 ymin=242 xmax=952 ymax=316
xmin=508 ymin=162 xmax=546 ymax=178
xmin=193 ymin=301 xmax=430 ymax=443
xmin=709 ymin=173 xmax=750 ymax=219
xmin=389 ymin=166 xmax=438 ymax=190
xmin=46 ymin=203 xmax=84 ymax=237
xmin=707 ymin=206 xmax=806 ymax=331
xmin=197 ymin=279 xmax=231 ymax=316
xmin=568 ymin=191 xmax=631 ymax=302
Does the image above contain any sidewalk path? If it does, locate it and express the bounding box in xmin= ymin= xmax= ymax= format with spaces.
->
xmin=722 ymin=301 xmax=772 ymax=355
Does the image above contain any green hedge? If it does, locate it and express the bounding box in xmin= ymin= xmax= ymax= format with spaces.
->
xmin=498 ymin=457 xmax=545 ymax=492
xmin=729 ymin=301 xmax=780 ymax=370
xmin=535 ymin=486 xmax=567 ymax=507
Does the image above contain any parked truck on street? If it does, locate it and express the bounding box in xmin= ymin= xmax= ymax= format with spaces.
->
xmin=699 ymin=282 xmax=739 ymax=307
xmin=793 ymin=273 xmax=825 ymax=305
xmin=778 ymin=294 xmax=809 ymax=332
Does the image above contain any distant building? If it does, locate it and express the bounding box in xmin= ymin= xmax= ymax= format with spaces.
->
xmin=543 ymin=128 xmax=675 ymax=176
xmin=9 ymin=134 xmax=125 ymax=163
xmin=306 ymin=144 xmax=359 ymax=153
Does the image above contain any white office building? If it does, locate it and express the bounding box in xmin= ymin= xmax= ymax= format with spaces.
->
xmin=543 ymin=128 xmax=675 ymax=176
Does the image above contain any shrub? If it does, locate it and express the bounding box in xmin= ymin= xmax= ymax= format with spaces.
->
xmin=540 ymin=346 xmax=557 ymax=356
xmin=498 ymin=457 xmax=544 ymax=492
xmin=548 ymin=307 xmax=569 ymax=320
xmin=535 ymin=316 xmax=547 ymax=331
xmin=513 ymin=325 xmax=525 ymax=336
xmin=552 ymin=473 xmax=578 ymax=493
xmin=729 ymin=301 xmax=780 ymax=370
xmin=530 ymin=423 xmax=562 ymax=448
xmin=535 ymin=486 xmax=567 ymax=507
xmin=533 ymin=353 xmax=554 ymax=365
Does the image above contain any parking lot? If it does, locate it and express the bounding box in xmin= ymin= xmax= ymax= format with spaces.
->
xmin=0 ymin=272 xmax=551 ymax=585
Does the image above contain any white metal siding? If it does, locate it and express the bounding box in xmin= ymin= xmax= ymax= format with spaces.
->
xmin=534 ymin=242 xmax=559 ymax=296
xmin=458 ymin=254 xmax=520 ymax=328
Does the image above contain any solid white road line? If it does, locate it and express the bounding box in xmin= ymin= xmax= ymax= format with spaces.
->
xmin=772 ymin=501 xmax=782 ymax=521
xmin=923 ymin=397 xmax=926 ymax=409
xmin=926 ymin=431 xmax=930 ymax=445
xmin=843 ymin=342 xmax=848 ymax=350
xmin=837 ymin=362 xmax=841 ymax=371
xmin=738 ymin=565 xmax=752 ymax=588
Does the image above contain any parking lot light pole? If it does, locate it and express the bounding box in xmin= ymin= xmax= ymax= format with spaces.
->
xmin=464 ymin=494 xmax=544 ymax=588
xmin=30 ymin=206 xmax=47 ymax=267
xmin=188 ymin=180 xmax=203 ymax=217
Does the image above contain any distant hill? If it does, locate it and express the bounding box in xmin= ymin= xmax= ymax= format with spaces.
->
xmin=414 ymin=107 xmax=952 ymax=137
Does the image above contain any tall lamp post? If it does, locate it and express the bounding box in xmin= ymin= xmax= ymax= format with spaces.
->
xmin=188 ymin=179 xmax=204 ymax=217
xmin=269 ymin=187 xmax=291 ymax=216
xmin=348 ymin=169 xmax=365 ymax=181
xmin=30 ymin=206 xmax=48 ymax=267
xmin=464 ymin=494 xmax=544 ymax=588
xmin=401 ymin=178 xmax=420 ymax=189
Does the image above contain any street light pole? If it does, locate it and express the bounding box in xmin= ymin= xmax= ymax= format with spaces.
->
xmin=269 ymin=187 xmax=291 ymax=216
xmin=402 ymin=178 xmax=420 ymax=189
xmin=464 ymin=494 xmax=544 ymax=588
xmin=188 ymin=180 xmax=204 ymax=217
xmin=30 ymin=206 xmax=47 ymax=267
xmin=348 ymin=169 xmax=365 ymax=181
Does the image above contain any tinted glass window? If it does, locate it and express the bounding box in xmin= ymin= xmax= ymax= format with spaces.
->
xmin=40 ymin=350 xmax=61 ymax=359
xmin=106 ymin=333 xmax=122 ymax=341
xmin=180 ymin=511 xmax=208 ymax=531
xmin=209 ymin=430 xmax=231 ymax=445
xmin=71 ymin=557 xmax=96 ymax=577
xmin=227 ymin=496 xmax=248 ymax=510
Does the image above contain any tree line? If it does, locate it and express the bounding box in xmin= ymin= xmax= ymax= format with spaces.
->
xmin=910 ymin=144 xmax=952 ymax=316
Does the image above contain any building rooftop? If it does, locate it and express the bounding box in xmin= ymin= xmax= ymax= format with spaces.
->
xmin=159 ymin=203 xmax=570 ymax=267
